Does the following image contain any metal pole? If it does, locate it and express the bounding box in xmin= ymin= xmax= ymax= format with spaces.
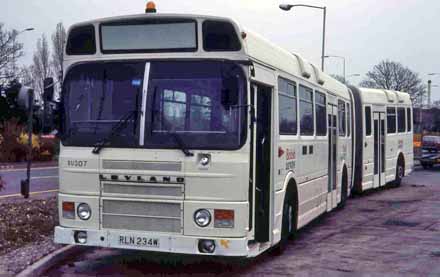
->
xmin=343 ymin=57 xmax=346 ymax=83
xmin=22 ymin=89 xmax=33 ymax=198
xmin=321 ymin=7 xmax=326 ymax=71
xmin=427 ymin=80 xmax=432 ymax=108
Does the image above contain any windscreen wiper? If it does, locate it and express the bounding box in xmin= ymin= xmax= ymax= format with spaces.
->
xmin=168 ymin=131 xmax=194 ymax=157
xmin=150 ymin=86 xmax=194 ymax=157
xmin=92 ymin=110 xmax=137 ymax=154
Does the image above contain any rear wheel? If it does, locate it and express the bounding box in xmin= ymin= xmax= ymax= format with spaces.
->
xmin=394 ymin=160 xmax=405 ymax=187
xmin=421 ymin=162 xmax=429 ymax=170
xmin=339 ymin=168 xmax=348 ymax=208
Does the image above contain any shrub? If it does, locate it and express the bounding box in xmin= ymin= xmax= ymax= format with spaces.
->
xmin=0 ymin=118 xmax=27 ymax=162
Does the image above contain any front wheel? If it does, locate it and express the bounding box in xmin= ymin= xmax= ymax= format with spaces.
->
xmin=273 ymin=190 xmax=297 ymax=255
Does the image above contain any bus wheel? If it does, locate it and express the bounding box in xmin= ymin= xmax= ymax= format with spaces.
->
xmin=273 ymin=189 xmax=297 ymax=255
xmin=393 ymin=159 xmax=405 ymax=187
xmin=339 ymin=168 xmax=348 ymax=209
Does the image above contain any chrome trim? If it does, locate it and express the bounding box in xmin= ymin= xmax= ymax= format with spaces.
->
xmin=139 ymin=62 xmax=150 ymax=146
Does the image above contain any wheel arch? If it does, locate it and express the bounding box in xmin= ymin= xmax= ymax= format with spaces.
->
xmin=281 ymin=172 xmax=299 ymax=218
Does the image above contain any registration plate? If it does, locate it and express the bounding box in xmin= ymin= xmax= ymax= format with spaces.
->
xmin=119 ymin=235 xmax=160 ymax=248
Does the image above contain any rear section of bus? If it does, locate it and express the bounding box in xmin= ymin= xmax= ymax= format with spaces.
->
xmin=54 ymin=13 xmax=256 ymax=256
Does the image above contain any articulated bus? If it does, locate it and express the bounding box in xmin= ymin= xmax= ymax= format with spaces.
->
xmin=54 ymin=8 xmax=413 ymax=257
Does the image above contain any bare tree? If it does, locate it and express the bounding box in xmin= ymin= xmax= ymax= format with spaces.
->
xmin=359 ymin=60 xmax=426 ymax=104
xmin=330 ymin=74 xmax=349 ymax=85
xmin=51 ymin=22 xmax=66 ymax=84
xmin=0 ymin=23 xmax=24 ymax=86
xmin=32 ymin=34 xmax=51 ymax=96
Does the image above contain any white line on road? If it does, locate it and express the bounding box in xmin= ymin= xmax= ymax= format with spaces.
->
xmin=0 ymin=189 xmax=59 ymax=199
xmin=0 ymin=166 xmax=59 ymax=173
xmin=31 ymin=175 xmax=59 ymax=180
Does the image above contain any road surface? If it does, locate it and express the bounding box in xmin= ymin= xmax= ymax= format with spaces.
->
xmin=44 ymin=167 xmax=440 ymax=276
xmin=0 ymin=165 xmax=58 ymax=198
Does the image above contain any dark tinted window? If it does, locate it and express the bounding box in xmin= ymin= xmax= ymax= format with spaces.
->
xmin=278 ymin=78 xmax=297 ymax=135
xmin=397 ymin=107 xmax=406 ymax=133
xmin=203 ymin=20 xmax=241 ymax=51
xmin=407 ymin=108 xmax=412 ymax=132
xmin=315 ymin=91 xmax=326 ymax=136
xmin=299 ymin=85 xmax=314 ymax=136
xmin=66 ymin=25 xmax=96 ymax=55
xmin=347 ymin=103 xmax=351 ymax=137
xmin=365 ymin=106 xmax=372 ymax=136
xmin=338 ymin=100 xmax=346 ymax=137
xmin=387 ymin=107 xmax=397 ymax=134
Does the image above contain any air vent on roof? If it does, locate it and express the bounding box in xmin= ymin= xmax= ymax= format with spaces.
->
xmin=383 ymin=90 xmax=395 ymax=103
xmin=291 ymin=53 xmax=311 ymax=79
xmin=310 ymin=63 xmax=325 ymax=85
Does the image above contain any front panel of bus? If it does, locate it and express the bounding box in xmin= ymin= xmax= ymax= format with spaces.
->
xmin=54 ymin=15 xmax=256 ymax=256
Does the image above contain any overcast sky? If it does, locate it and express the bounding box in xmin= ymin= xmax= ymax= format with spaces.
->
xmin=2 ymin=0 xmax=440 ymax=100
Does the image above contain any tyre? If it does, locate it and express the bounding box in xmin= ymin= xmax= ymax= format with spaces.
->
xmin=421 ymin=162 xmax=429 ymax=170
xmin=339 ymin=169 xmax=348 ymax=209
xmin=273 ymin=188 xmax=297 ymax=255
xmin=394 ymin=160 xmax=404 ymax=187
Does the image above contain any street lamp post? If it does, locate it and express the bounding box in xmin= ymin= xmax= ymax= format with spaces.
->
xmin=12 ymin=28 xmax=35 ymax=75
xmin=280 ymin=3 xmax=327 ymax=71
xmin=427 ymin=73 xmax=440 ymax=108
xmin=324 ymin=55 xmax=346 ymax=82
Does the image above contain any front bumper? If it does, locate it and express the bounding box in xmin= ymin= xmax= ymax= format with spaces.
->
xmin=54 ymin=226 xmax=249 ymax=257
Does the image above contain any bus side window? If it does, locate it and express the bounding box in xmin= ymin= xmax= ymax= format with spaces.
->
xmin=315 ymin=91 xmax=326 ymax=136
xmin=338 ymin=100 xmax=346 ymax=137
xmin=397 ymin=107 xmax=406 ymax=133
xmin=365 ymin=106 xmax=372 ymax=136
xmin=278 ymin=78 xmax=297 ymax=135
xmin=407 ymin=108 xmax=412 ymax=132
xmin=299 ymin=85 xmax=314 ymax=136
xmin=346 ymin=102 xmax=351 ymax=137
xmin=387 ymin=107 xmax=397 ymax=134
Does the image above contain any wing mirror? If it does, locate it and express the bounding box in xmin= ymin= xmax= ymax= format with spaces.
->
xmin=17 ymin=86 xmax=35 ymax=110
xmin=42 ymin=77 xmax=58 ymax=134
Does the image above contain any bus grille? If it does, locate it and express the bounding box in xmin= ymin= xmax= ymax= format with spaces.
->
xmin=103 ymin=183 xmax=183 ymax=198
xmin=102 ymin=200 xmax=182 ymax=233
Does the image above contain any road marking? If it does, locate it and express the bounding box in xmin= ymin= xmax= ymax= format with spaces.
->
xmin=0 ymin=189 xmax=59 ymax=199
xmin=31 ymin=175 xmax=59 ymax=180
xmin=0 ymin=166 xmax=59 ymax=173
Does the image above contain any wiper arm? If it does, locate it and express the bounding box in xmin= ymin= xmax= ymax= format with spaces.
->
xmin=168 ymin=131 xmax=194 ymax=157
xmin=150 ymin=86 xmax=193 ymax=157
xmin=92 ymin=110 xmax=137 ymax=154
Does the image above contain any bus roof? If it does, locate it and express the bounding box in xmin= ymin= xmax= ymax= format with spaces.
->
xmin=67 ymin=13 xmax=349 ymax=96
xmin=356 ymin=87 xmax=412 ymax=106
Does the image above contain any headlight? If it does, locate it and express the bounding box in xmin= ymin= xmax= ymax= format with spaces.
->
xmin=194 ymin=209 xmax=211 ymax=227
xmin=77 ymin=203 xmax=92 ymax=220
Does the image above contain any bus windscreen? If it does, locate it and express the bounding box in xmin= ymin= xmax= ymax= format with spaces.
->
xmin=100 ymin=21 xmax=197 ymax=53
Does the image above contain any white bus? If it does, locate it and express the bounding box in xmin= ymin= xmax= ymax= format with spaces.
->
xmin=351 ymin=88 xmax=414 ymax=193
xmin=54 ymin=8 xmax=412 ymax=257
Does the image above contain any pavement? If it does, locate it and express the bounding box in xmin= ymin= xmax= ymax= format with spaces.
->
xmin=0 ymin=162 xmax=59 ymax=199
xmin=42 ymin=166 xmax=440 ymax=276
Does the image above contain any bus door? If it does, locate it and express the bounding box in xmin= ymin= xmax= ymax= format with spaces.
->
xmin=327 ymin=104 xmax=338 ymax=210
xmin=253 ymin=84 xmax=273 ymax=243
xmin=373 ymin=112 xmax=386 ymax=187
